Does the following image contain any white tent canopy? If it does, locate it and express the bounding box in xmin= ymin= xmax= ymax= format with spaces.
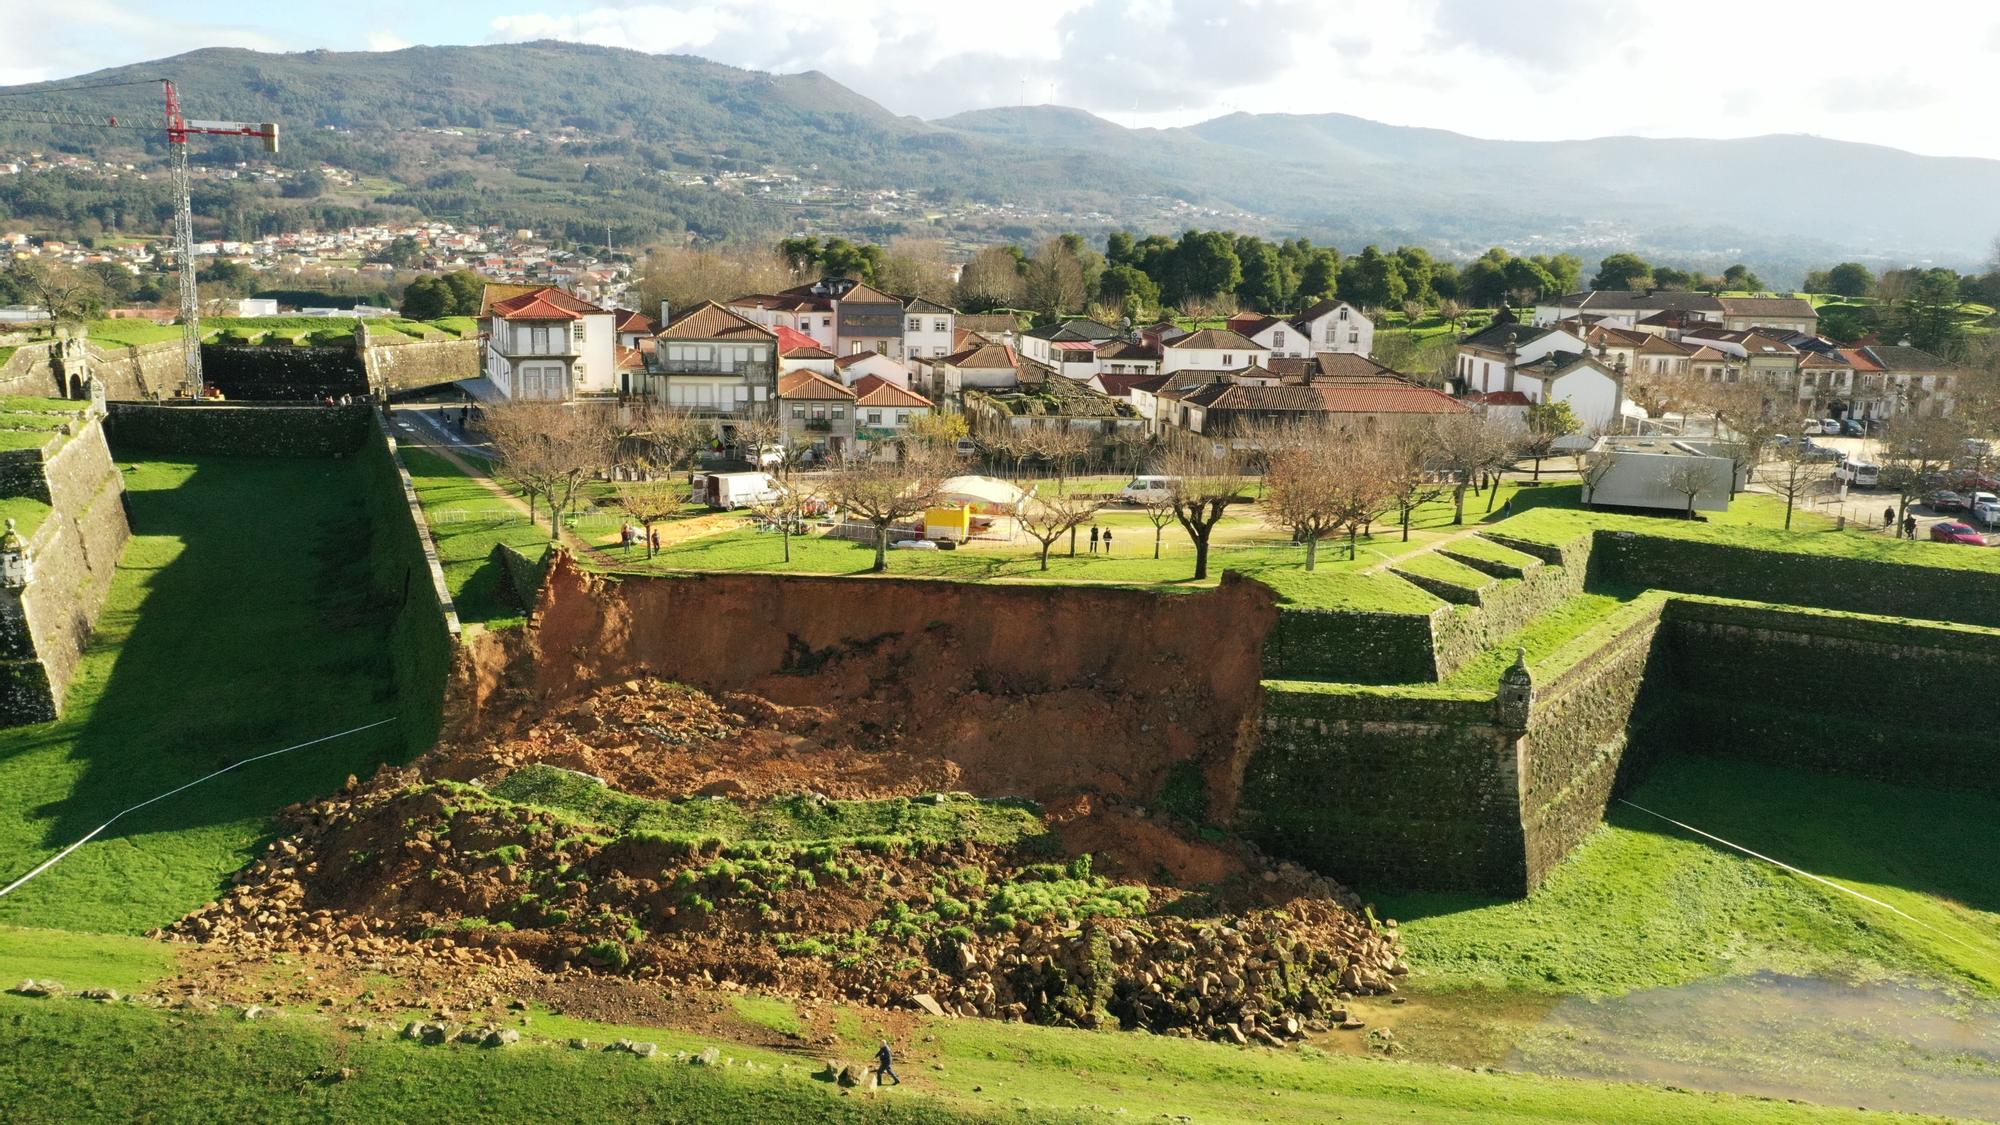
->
xmin=937 ymin=475 xmax=1028 ymax=513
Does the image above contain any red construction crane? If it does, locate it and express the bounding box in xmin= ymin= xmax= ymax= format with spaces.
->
xmin=0 ymin=79 xmax=277 ymax=397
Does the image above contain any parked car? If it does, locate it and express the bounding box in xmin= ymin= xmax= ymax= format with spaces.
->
xmin=1924 ymin=490 xmax=1967 ymax=512
xmin=1801 ymin=440 xmax=1841 ymax=461
xmin=1929 ymin=521 xmax=1989 ymax=546
xmin=1800 ymin=419 xmax=1824 ymax=435
xmin=1840 ymin=418 xmax=1866 ymax=436
xmin=1974 ymin=500 xmax=2000 ymax=529
xmin=1948 ymin=470 xmax=2000 ymax=493
xmin=1820 ymin=418 xmax=1841 ymax=434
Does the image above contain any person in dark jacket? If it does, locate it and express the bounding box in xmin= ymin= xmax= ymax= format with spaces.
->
xmin=875 ymin=1041 xmax=899 ymax=1085
xmin=1903 ymin=514 xmax=1919 ymax=539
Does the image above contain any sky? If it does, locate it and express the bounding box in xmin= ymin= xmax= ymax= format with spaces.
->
xmin=4 ymin=0 xmax=1998 ymax=160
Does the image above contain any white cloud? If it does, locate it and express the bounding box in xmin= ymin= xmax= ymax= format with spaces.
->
xmin=478 ymin=0 xmax=2000 ymax=159
xmin=3 ymin=1 xmax=1996 ymax=160
xmin=0 ymin=1 xmax=282 ymax=87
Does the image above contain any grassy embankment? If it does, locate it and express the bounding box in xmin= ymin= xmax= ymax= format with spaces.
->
xmin=0 ymin=457 xmax=407 ymax=935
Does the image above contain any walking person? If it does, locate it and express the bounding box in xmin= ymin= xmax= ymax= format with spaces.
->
xmin=1903 ymin=513 xmax=1918 ymax=540
xmin=874 ymin=1040 xmax=900 ymax=1086
xmin=1101 ymin=528 xmax=1112 ymax=555
xmin=1883 ymin=506 xmax=1895 ymax=531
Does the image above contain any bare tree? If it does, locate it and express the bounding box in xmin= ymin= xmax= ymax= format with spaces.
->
xmin=1263 ymin=439 xmax=1390 ymax=570
xmin=749 ymin=479 xmax=821 ymax=564
xmin=1159 ymin=440 xmax=1247 ymax=580
xmin=876 ymin=237 xmax=955 ymax=305
xmin=619 ymin=401 xmax=711 ymax=479
xmin=1428 ymin=412 xmax=1516 ymax=524
xmin=1437 ymin=299 xmax=1467 ymax=336
xmin=1694 ymin=381 xmax=1786 ymax=497
xmin=1578 ymin=442 xmax=1619 ymax=506
xmin=614 ymin=478 xmax=686 ymax=557
xmin=1023 ymin=237 xmax=1088 ymax=318
xmin=1135 ymin=491 xmax=1179 ymax=559
xmin=1016 ymin=489 xmax=1104 ymax=570
xmin=638 ymin=245 xmax=791 ymax=315
xmin=1663 ymin=460 xmax=1713 ymax=520
xmin=484 ymin=401 xmax=616 ymax=537
xmin=1382 ymin=419 xmax=1449 ymax=541
xmin=823 ymin=449 xmax=948 ymax=572
xmin=1879 ymin=413 xmax=1972 ymax=524
xmin=1012 ymin=424 xmax=1093 ymax=492
xmin=1759 ymin=441 xmax=1835 ymax=530
xmin=5 ymin=259 xmax=108 ymax=327
xmin=734 ymin=414 xmax=784 ymax=467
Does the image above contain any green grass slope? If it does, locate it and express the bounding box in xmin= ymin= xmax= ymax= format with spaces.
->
xmin=0 ymin=457 xmax=408 ymax=934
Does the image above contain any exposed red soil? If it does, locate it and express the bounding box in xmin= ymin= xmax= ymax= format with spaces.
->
xmin=457 ymin=553 xmax=1279 ymax=817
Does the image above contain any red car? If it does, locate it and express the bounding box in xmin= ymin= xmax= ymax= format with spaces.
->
xmin=1928 ymin=521 xmax=1990 ymax=546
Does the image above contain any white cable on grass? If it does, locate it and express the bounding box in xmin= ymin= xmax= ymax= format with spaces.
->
xmin=0 ymin=717 xmax=397 ymax=900
xmin=1615 ymin=797 xmax=1990 ymax=955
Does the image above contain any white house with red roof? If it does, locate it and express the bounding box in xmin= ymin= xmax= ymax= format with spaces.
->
xmin=854 ymin=376 xmax=934 ymax=459
xmin=479 ymin=284 xmax=617 ymax=400
xmin=832 ymin=350 xmax=911 ymax=390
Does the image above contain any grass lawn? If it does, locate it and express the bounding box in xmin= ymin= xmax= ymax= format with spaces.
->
xmin=0 ymin=457 xmax=408 ymax=935
xmin=1376 ymin=753 xmax=2000 ymax=997
xmin=0 ymin=983 xmax=1921 ymax=1124
xmin=398 ymin=446 xmax=552 ymax=628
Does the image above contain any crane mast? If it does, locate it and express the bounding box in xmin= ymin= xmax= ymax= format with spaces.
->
xmin=0 ymin=81 xmax=275 ymax=396
xmin=163 ymin=80 xmax=278 ymax=398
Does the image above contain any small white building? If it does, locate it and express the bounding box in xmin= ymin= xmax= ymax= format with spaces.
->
xmin=1585 ymin=436 xmax=1734 ymax=514
xmin=1159 ymin=328 xmax=1269 ymax=375
xmin=479 ymin=285 xmax=618 ymax=400
xmin=1294 ymin=299 xmax=1373 ymax=356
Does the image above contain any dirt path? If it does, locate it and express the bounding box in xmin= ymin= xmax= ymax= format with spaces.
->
xmin=1359 ymin=521 xmax=1490 ymax=574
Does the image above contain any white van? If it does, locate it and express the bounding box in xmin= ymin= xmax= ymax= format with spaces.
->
xmin=1836 ymin=460 xmax=1880 ymax=488
xmin=1120 ymin=476 xmax=1181 ymax=503
xmin=696 ymin=471 xmax=782 ymax=510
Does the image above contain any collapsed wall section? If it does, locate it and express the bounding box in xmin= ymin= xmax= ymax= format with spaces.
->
xmin=464 ymin=560 xmax=1280 ymax=813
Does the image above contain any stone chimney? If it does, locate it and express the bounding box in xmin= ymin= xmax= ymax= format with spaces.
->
xmin=659 ymin=300 xmax=671 ymax=328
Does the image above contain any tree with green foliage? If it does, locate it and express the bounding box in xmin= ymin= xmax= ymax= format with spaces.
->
xmin=1394 ymin=246 xmax=1437 ymax=306
xmin=1235 ymin=236 xmax=1290 ymax=311
xmin=1104 ymin=230 xmax=1136 ymax=266
xmin=1535 ymin=253 xmax=1583 ymax=295
xmin=1458 ymin=249 xmax=1512 ymax=308
xmin=1651 ymin=266 xmax=1696 ymax=290
xmin=1894 ymin=268 xmax=1966 ymax=357
xmin=1342 ymin=245 xmax=1406 ymax=309
xmin=371 ymin=235 xmax=424 ymax=270
xmin=1166 ymin=230 xmax=1242 ymax=307
xmin=1519 ymin=399 xmax=1579 ymax=481
xmin=1501 ymin=257 xmax=1556 ymax=302
xmin=401 ymin=275 xmax=451 ymax=320
xmin=1295 ymin=249 xmax=1339 ymax=305
xmin=1721 ymin=264 xmax=1763 ymax=292
xmin=441 ymin=270 xmax=487 ymax=316
xmin=1095 ymin=264 xmax=1159 ymax=316
xmin=817 ymin=237 xmax=883 ymax=282
xmin=1590 ymin=252 xmax=1653 ymax=290
xmin=777 ymin=236 xmax=820 ymax=273
xmin=1824 ymin=262 xmax=1875 ymax=297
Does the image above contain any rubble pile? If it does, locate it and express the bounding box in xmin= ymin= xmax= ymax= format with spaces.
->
xmin=164 ymin=680 xmax=1407 ymax=1045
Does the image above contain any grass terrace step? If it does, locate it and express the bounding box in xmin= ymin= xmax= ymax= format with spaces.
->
xmin=1440 ymin=535 xmax=1545 ymax=578
xmin=1390 ymin=552 xmax=1499 ymax=605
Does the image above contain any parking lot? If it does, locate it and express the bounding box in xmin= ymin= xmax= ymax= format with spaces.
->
xmin=1757 ymin=431 xmax=1998 ymax=545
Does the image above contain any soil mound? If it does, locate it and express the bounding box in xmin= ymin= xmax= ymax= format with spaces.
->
xmin=167 ymin=679 xmax=1406 ymax=1044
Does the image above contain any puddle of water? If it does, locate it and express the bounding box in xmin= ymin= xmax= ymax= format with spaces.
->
xmin=1508 ymin=971 xmax=2000 ymax=1121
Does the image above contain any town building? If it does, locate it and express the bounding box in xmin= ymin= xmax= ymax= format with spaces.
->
xmin=647 ymin=302 xmax=779 ymax=431
xmin=478 ymin=284 xmax=618 ymax=401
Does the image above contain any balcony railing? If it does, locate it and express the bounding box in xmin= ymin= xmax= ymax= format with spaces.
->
xmin=804 ymin=419 xmax=834 ymax=432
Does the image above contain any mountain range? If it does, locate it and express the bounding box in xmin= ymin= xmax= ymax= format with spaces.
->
xmin=2 ymin=41 xmax=1996 ymax=274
